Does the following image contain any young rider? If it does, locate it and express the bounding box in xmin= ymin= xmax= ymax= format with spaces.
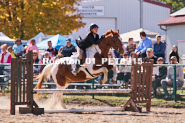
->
xmin=72 ymin=23 xmax=100 ymax=74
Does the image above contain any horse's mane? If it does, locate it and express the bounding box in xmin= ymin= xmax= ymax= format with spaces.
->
xmin=105 ymin=30 xmax=112 ymax=36
xmin=99 ymin=30 xmax=119 ymax=41
xmin=104 ymin=30 xmax=119 ymax=36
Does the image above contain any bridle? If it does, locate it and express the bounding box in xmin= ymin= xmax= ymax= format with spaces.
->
xmin=96 ymin=33 xmax=122 ymax=58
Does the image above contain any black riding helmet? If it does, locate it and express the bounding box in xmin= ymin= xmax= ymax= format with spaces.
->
xmin=90 ymin=23 xmax=99 ymax=31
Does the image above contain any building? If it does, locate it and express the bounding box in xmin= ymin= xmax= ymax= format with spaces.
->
xmin=70 ymin=0 xmax=171 ymax=40
xmin=159 ymin=7 xmax=185 ymax=63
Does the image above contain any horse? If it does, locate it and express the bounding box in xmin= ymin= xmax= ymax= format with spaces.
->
xmin=35 ymin=30 xmax=124 ymax=109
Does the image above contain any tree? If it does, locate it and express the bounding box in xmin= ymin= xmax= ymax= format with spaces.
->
xmin=0 ymin=0 xmax=85 ymax=40
xmin=158 ymin=0 xmax=185 ymax=13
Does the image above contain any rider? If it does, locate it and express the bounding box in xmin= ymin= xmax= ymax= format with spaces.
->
xmin=72 ymin=23 xmax=100 ymax=74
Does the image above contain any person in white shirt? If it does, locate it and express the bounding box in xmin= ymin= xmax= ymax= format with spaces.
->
xmin=117 ymin=54 xmax=131 ymax=88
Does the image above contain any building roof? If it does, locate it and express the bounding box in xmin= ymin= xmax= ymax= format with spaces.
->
xmin=158 ymin=16 xmax=185 ymax=26
xmin=144 ymin=0 xmax=172 ymax=10
xmin=171 ymin=7 xmax=185 ymax=16
xmin=159 ymin=7 xmax=185 ymax=26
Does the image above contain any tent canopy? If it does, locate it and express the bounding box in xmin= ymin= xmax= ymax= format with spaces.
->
xmin=37 ymin=34 xmax=77 ymax=50
xmin=0 ymin=32 xmax=6 ymax=37
xmin=27 ymin=32 xmax=45 ymax=45
xmin=120 ymin=28 xmax=165 ymax=43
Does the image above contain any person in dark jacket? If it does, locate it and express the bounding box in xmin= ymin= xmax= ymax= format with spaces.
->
xmin=45 ymin=40 xmax=58 ymax=58
xmin=72 ymin=23 xmax=100 ymax=74
xmin=169 ymin=45 xmax=180 ymax=63
xmin=152 ymin=57 xmax=167 ymax=98
xmin=60 ymin=38 xmax=76 ymax=57
xmin=153 ymin=35 xmax=166 ymax=58
xmin=145 ymin=48 xmax=158 ymax=64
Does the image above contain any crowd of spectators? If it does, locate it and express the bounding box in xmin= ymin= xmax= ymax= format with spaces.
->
xmin=0 ymin=30 xmax=183 ymax=98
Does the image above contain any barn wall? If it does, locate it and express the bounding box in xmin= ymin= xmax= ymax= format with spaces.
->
xmin=166 ymin=24 xmax=185 ymax=63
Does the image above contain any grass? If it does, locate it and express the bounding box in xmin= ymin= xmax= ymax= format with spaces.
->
xmin=34 ymin=94 xmax=185 ymax=108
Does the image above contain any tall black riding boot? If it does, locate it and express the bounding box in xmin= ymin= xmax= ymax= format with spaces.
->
xmin=72 ymin=59 xmax=82 ymax=75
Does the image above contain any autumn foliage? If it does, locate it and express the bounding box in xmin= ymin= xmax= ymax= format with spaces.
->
xmin=0 ymin=0 xmax=85 ymax=39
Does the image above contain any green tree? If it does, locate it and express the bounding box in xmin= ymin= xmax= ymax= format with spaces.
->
xmin=158 ymin=0 xmax=185 ymax=13
xmin=0 ymin=0 xmax=85 ymax=40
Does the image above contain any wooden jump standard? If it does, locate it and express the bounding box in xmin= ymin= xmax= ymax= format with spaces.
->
xmin=10 ymin=51 xmax=153 ymax=115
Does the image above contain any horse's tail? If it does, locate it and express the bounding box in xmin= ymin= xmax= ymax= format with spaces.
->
xmin=35 ymin=64 xmax=53 ymax=89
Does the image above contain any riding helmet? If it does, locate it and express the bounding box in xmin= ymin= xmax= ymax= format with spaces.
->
xmin=90 ymin=23 xmax=99 ymax=31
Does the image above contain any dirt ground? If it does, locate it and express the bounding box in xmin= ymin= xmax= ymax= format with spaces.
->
xmin=0 ymin=96 xmax=185 ymax=123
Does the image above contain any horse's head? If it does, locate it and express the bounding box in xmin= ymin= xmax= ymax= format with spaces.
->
xmin=106 ymin=30 xmax=124 ymax=55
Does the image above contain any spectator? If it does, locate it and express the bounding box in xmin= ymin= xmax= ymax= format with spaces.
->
xmin=26 ymin=39 xmax=39 ymax=55
xmin=153 ymin=35 xmax=166 ymax=58
xmin=13 ymin=39 xmax=24 ymax=57
xmin=7 ymin=46 xmax=15 ymax=58
xmin=60 ymin=38 xmax=76 ymax=57
xmin=161 ymin=56 xmax=184 ymax=99
xmin=0 ymin=44 xmax=11 ymax=64
xmin=45 ymin=40 xmax=58 ymax=58
xmin=145 ymin=48 xmax=158 ymax=64
xmin=126 ymin=38 xmax=136 ymax=55
xmin=114 ymin=50 xmax=122 ymax=58
xmin=118 ymin=54 xmax=131 ymax=88
xmin=169 ymin=45 xmax=180 ymax=63
xmin=39 ymin=51 xmax=51 ymax=73
xmin=0 ymin=44 xmax=11 ymax=95
xmin=152 ymin=57 xmax=167 ymax=98
xmin=32 ymin=50 xmax=41 ymax=75
xmin=135 ymin=31 xmax=153 ymax=58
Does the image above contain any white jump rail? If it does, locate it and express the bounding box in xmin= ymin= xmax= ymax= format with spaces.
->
xmin=45 ymin=107 xmax=125 ymax=113
xmin=33 ymin=82 xmax=121 ymax=87
xmin=33 ymin=89 xmax=133 ymax=94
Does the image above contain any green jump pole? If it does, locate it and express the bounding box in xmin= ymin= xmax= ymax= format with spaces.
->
xmin=173 ymin=65 xmax=177 ymax=102
xmin=92 ymin=78 xmax=94 ymax=99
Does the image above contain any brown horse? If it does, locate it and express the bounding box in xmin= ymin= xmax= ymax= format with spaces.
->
xmin=35 ymin=30 xmax=124 ymax=109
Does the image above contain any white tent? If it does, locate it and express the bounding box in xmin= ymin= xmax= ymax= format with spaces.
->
xmin=27 ymin=32 xmax=45 ymax=45
xmin=0 ymin=32 xmax=15 ymax=41
xmin=0 ymin=36 xmax=15 ymax=41
xmin=0 ymin=32 xmax=6 ymax=37
xmin=120 ymin=28 xmax=165 ymax=43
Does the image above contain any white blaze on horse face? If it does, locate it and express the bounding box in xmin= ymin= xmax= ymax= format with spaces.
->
xmin=118 ymin=36 xmax=122 ymax=42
